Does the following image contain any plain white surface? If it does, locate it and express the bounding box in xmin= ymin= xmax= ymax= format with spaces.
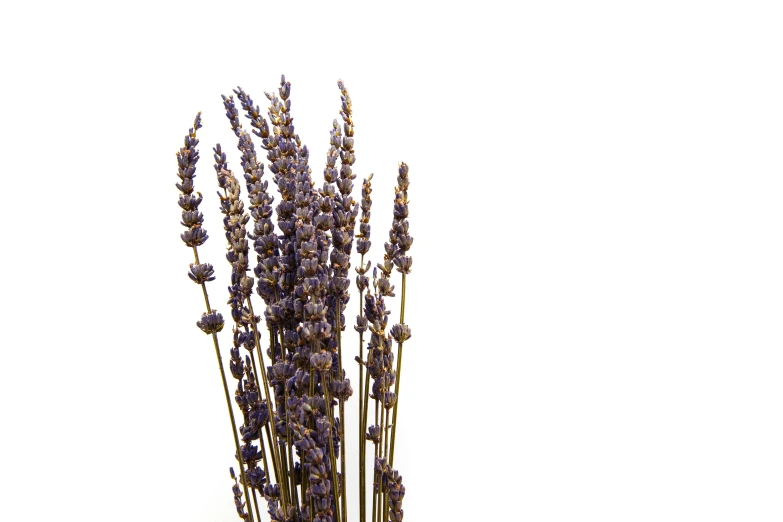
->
xmin=1 ymin=1 xmax=782 ymax=520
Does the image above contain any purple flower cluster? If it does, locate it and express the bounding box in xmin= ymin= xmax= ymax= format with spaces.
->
xmin=389 ymin=163 xmax=413 ymax=276
xmin=231 ymin=467 xmax=249 ymax=520
xmin=177 ymin=113 xmax=207 ymax=248
xmin=176 ymin=77 xmax=411 ymax=522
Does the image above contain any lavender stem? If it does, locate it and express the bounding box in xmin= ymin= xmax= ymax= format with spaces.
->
xmin=247 ymin=350 xmax=273 ymax=491
xmin=336 ymin=296 xmax=348 ymax=522
xmin=193 ymin=247 xmax=255 ymax=522
xmin=322 ymin=370 xmax=343 ymax=522
xmin=389 ymin=273 xmax=406 ymax=467
xmin=247 ymin=297 xmax=288 ymax=512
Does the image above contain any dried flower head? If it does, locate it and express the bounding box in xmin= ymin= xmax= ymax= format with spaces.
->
xmin=389 ymin=324 xmax=411 ymax=344
xmin=188 ymin=263 xmax=216 ymax=284
xmin=197 ymin=310 xmax=225 ymax=334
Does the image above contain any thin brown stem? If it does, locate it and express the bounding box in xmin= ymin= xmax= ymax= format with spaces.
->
xmin=382 ymin=407 xmax=390 ymax=522
xmin=251 ymin=489 xmax=261 ymax=522
xmin=279 ymin=438 xmax=292 ymax=508
xmin=310 ymin=367 xmax=315 ymax=522
xmin=357 ymin=300 xmax=366 ymax=521
xmin=335 ymin=296 xmax=348 ymax=522
xmin=192 ymin=247 xmax=254 ymax=521
xmin=264 ymin=423 xmax=281 ymax=498
xmin=389 ymin=273 xmax=406 ymax=467
xmin=373 ymin=398 xmax=380 ymax=522
xmin=361 ymin=346 xmax=371 ymax=520
xmin=248 ymin=351 xmax=273 ymax=490
xmin=322 ymin=371 xmax=342 ymax=522
xmin=285 ymin=382 xmax=301 ymax=521
xmin=247 ymin=298 xmax=287 ymax=512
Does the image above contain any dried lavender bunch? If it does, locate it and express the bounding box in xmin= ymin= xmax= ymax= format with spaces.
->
xmin=175 ymin=78 xmax=411 ymax=522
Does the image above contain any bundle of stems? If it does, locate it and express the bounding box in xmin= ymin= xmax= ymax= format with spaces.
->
xmin=174 ymin=76 xmax=413 ymax=522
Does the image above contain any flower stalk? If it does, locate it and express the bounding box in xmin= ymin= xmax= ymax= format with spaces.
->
xmin=177 ymin=114 xmax=255 ymax=521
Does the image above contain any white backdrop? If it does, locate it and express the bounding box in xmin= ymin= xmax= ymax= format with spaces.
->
xmin=1 ymin=1 xmax=782 ymax=520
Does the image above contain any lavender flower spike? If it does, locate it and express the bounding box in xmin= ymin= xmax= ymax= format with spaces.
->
xmin=389 ymin=161 xmax=412 ymax=468
xmin=176 ymin=115 xmax=255 ymax=521
xmin=230 ymin=467 xmax=250 ymax=520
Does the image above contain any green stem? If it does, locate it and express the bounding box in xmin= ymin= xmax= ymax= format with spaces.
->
xmin=335 ymin=297 xmax=348 ymax=522
xmin=388 ymin=343 xmax=403 ymax=468
xmin=213 ymin=332 xmax=254 ymax=522
xmin=285 ymin=381 xmax=301 ymax=521
xmin=383 ymin=406 xmax=391 ymax=522
xmin=339 ymin=399 xmax=347 ymax=522
xmin=279 ymin=438 xmax=292 ymax=508
xmin=389 ymin=273 xmax=406 ymax=467
xmin=301 ymin=469 xmax=307 ymax=522
xmin=322 ymin=371 xmax=343 ymax=522
xmin=192 ymin=247 xmax=254 ymax=522
xmin=247 ymin=298 xmax=287 ymax=513
xmin=248 ymin=351 xmax=272 ymax=491
xmin=273 ymin=287 xmax=283 ymax=363
xmin=251 ymin=489 xmax=261 ymax=522
xmin=358 ymin=357 xmax=365 ymax=522
xmin=371 ymin=464 xmax=377 ymax=522
xmin=356 ymin=268 xmax=367 ymax=522
xmin=278 ymin=430 xmax=292 ymax=509
xmin=264 ymin=423 xmax=282 ymax=500
xmin=383 ymin=406 xmax=390 ymax=462
xmin=310 ymin=368 xmax=315 ymax=522
xmin=361 ymin=342 xmax=371 ymax=521
xmin=373 ymin=398 xmax=380 ymax=522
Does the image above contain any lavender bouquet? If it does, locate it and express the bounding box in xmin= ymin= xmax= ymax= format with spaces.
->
xmin=175 ymin=76 xmax=413 ymax=522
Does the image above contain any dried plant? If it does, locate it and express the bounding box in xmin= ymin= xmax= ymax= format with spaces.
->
xmin=174 ymin=76 xmax=413 ymax=522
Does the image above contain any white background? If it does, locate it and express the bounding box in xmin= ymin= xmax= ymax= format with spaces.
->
xmin=1 ymin=1 xmax=782 ymax=520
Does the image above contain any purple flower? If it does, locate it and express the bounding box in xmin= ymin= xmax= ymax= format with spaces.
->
xmin=389 ymin=324 xmax=411 ymax=344
xmin=229 ymin=468 xmax=249 ymax=520
xmin=197 ymin=310 xmax=225 ymax=334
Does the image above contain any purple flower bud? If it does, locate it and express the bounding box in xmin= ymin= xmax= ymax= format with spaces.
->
xmin=377 ymin=277 xmax=395 ymax=297
xmin=310 ymin=351 xmax=332 ymax=372
xmin=181 ymin=227 xmax=208 ymax=247
xmin=330 ymin=378 xmax=353 ymax=401
xmin=263 ymin=483 xmax=280 ymax=500
xmin=229 ymin=347 xmax=244 ymax=380
xmin=383 ymin=391 xmax=397 ymax=410
xmin=367 ymin=424 xmax=381 ymax=444
xmin=178 ymin=193 xmax=203 ymax=211
xmin=396 ymin=234 xmax=414 ymax=253
xmin=393 ymin=255 xmax=413 ymax=275
xmin=390 ymin=324 xmax=411 ymax=343
xmin=246 ymin=466 xmax=266 ymax=489
xmin=376 ymin=259 xmax=393 ymax=277
xmin=188 ymin=263 xmax=215 ymax=284
xmin=197 ymin=310 xmax=224 ymax=334
xmin=180 ymin=210 xmax=204 ymax=228
xmin=354 ymin=315 xmax=368 ymax=333
xmin=228 ymin=463 xmax=249 ymax=519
